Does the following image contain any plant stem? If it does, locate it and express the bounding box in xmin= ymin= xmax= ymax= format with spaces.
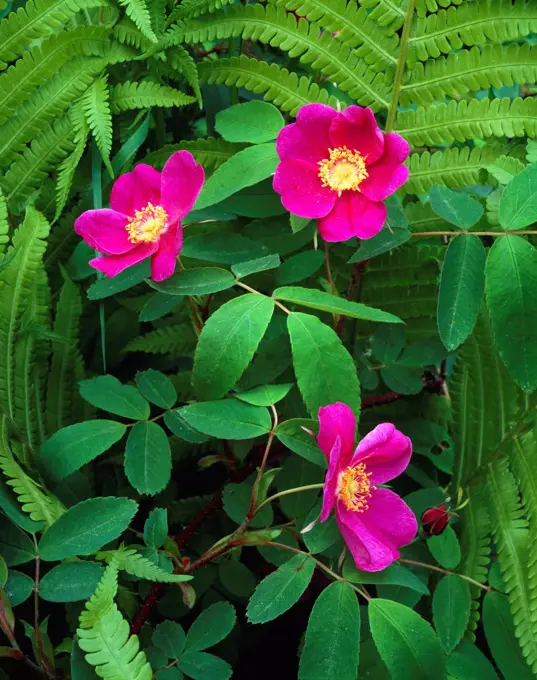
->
xmin=324 ymin=243 xmax=336 ymax=295
xmin=412 ymin=230 xmax=537 ymax=238
xmin=235 ymin=280 xmax=291 ymax=314
xmin=91 ymin=143 xmax=107 ymax=373
xmin=255 ymin=483 xmax=325 ymax=514
xmin=385 ymin=0 xmax=416 ymax=132
xmin=399 ymin=558 xmax=492 ymax=591
xmin=33 ymin=557 xmax=53 ymax=678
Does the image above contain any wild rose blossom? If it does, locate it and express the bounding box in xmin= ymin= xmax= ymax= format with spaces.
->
xmin=273 ymin=104 xmax=410 ymax=242
xmin=75 ymin=151 xmax=204 ymax=281
xmin=317 ymin=402 xmax=417 ymax=571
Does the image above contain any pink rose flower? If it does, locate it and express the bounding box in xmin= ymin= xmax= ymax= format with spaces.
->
xmin=273 ymin=104 xmax=410 ymax=242
xmin=317 ymin=402 xmax=417 ymax=571
xmin=75 ymin=151 xmax=205 ymax=281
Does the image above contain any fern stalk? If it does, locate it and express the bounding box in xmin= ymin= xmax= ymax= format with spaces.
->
xmin=386 ymin=0 xmax=416 ymax=131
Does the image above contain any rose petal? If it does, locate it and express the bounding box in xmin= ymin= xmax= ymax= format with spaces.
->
xmin=336 ymin=503 xmax=395 ymax=572
xmin=321 ymin=435 xmax=342 ymax=522
xmin=318 ymin=403 xmax=356 ymax=465
xmin=318 ymin=192 xmax=386 ymax=242
xmin=350 ymin=423 xmax=412 ymax=485
xmin=360 ymin=133 xmax=410 ymax=202
xmin=89 ymin=242 xmax=157 ymax=278
xmin=329 ymin=107 xmax=384 ymax=166
xmin=150 ymin=222 xmax=183 ymax=282
xmin=110 ymin=164 xmax=162 ymax=217
xmin=160 ymin=151 xmax=205 ymax=223
xmin=277 ymin=104 xmax=336 ymax=165
xmin=273 ymin=159 xmax=336 ymax=218
xmin=74 ymin=209 xmax=134 ymax=255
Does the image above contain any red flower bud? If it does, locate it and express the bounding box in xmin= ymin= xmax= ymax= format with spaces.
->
xmin=421 ymin=505 xmax=450 ymax=537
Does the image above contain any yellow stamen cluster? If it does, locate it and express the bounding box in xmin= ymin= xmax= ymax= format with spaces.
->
xmin=126 ymin=202 xmax=168 ymax=244
xmin=318 ymin=146 xmax=368 ymax=195
xmin=338 ymin=463 xmax=373 ymax=513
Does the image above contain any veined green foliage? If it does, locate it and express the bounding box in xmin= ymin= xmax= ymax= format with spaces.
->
xmin=401 ymin=44 xmax=537 ymax=107
xmin=143 ymin=137 xmax=248 ymax=171
xmin=117 ymin=0 xmax=157 ymax=42
xmin=114 ymin=18 xmax=154 ymax=50
xmin=55 ymin=103 xmax=89 ymax=219
xmin=175 ymin=4 xmax=391 ymax=110
xmin=404 ymin=144 xmax=504 ymax=194
xmin=275 ymin=0 xmax=399 ymax=71
xmin=396 ymin=98 xmax=537 ymax=146
xmin=415 ymin=0 xmax=475 ymax=18
xmin=198 ymin=56 xmax=339 ymax=116
xmin=0 ymin=187 xmax=8 ymax=257
xmin=124 ymin=323 xmax=196 ymax=355
xmin=78 ymin=559 xmax=119 ymax=630
xmin=98 ymin=546 xmax=191 ymax=583
xmin=172 ymin=0 xmax=235 ymax=20
xmin=166 ymin=45 xmax=202 ymax=105
xmin=109 ymin=80 xmax=196 ymax=112
xmin=409 ymin=0 xmax=537 ymax=61
xmin=81 ymin=75 xmax=114 ymax=176
xmin=0 ymin=0 xmax=108 ymax=67
xmin=360 ymin=0 xmax=405 ymax=29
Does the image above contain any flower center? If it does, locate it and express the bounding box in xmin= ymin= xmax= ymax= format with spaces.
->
xmin=318 ymin=146 xmax=368 ymax=195
xmin=126 ymin=202 xmax=168 ymax=244
xmin=338 ymin=463 xmax=373 ymax=513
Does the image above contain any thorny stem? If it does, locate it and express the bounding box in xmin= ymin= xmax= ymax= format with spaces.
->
xmin=385 ymin=0 xmax=416 ymax=132
xmin=235 ymin=280 xmax=292 ymax=314
xmin=399 ymin=558 xmax=492 ymax=592
xmin=413 ymin=230 xmax=537 ymax=238
xmin=255 ymin=484 xmax=325 ymax=514
xmin=267 ymin=541 xmax=371 ymax=602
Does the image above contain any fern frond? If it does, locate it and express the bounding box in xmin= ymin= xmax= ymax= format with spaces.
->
xmin=405 ymin=201 xmax=450 ymax=233
xmin=198 ymin=55 xmax=340 ymax=116
xmin=404 ymin=144 xmax=504 ymax=194
xmin=276 ymin=0 xmax=398 ymax=71
xmin=0 ymin=0 xmax=108 ymax=67
xmin=123 ymin=323 xmax=196 ymax=355
xmin=117 ymin=0 xmax=157 ymax=42
xmin=167 ymin=45 xmax=202 ymax=106
xmin=0 ymin=187 xmax=8 ymax=256
xmin=410 ymin=0 xmax=537 ymax=62
xmin=143 ymin=137 xmax=247 ymax=170
xmin=113 ymin=18 xmax=153 ymax=50
xmin=81 ymin=76 xmax=113 ymax=176
xmin=486 ymin=155 xmax=525 ymax=186
xmin=415 ymin=0 xmax=468 ymax=17
xmin=1 ymin=117 xmax=75 ymax=213
xmin=46 ymin=274 xmax=84 ymax=434
xmin=401 ymin=44 xmax=537 ymax=107
xmin=458 ymin=483 xmax=491 ymax=638
xmin=148 ymin=0 xmax=166 ymax=36
xmin=0 ymin=26 xmax=110 ymax=126
xmin=396 ymin=97 xmax=537 ymax=146
xmin=55 ymin=103 xmax=89 ymax=219
xmin=79 ymin=560 xmax=119 ymax=630
xmin=98 ymin=547 xmax=192 ymax=583
xmin=109 ymin=80 xmax=195 ymax=112
xmin=172 ymin=0 xmax=234 ymax=20
xmin=0 ymin=56 xmax=105 ymax=168
xmin=510 ymin=431 xmax=537 ymax=525
xmin=360 ymin=0 xmax=405 ymax=30
xmin=175 ymin=5 xmax=390 ymax=110
xmin=487 ymin=458 xmax=537 ymax=672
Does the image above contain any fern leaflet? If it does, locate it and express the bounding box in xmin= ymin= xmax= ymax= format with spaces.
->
xmin=167 ymin=45 xmax=202 ymax=106
xmin=109 ymin=81 xmax=195 ymax=112
xmin=98 ymin=547 xmax=192 ymax=583
xmin=360 ymin=0 xmax=405 ymax=30
xmin=171 ymin=0 xmax=234 ymax=20
xmin=143 ymin=137 xmax=247 ymax=170
xmin=55 ymin=103 xmax=89 ymax=220
xmin=117 ymin=0 xmax=157 ymax=42
xmin=82 ymin=76 xmax=114 ymax=177
xmin=415 ymin=0 xmax=468 ymax=17
xmin=0 ymin=187 xmax=7 ymax=256
xmin=113 ymin=18 xmax=154 ymax=50
xmin=124 ymin=323 xmax=196 ymax=355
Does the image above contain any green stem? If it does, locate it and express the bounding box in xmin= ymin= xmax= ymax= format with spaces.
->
xmin=91 ymin=143 xmax=107 ymax=374
xmin=399 ymin=558 xmax=492 ymax=592
xmin=385 ymin=0 xmax=416 ymax=132
xmin=413 ymin=230 xmax=537 ymax=238
xmin=235 ymin=280 xmax=291 ymax=314
xmin=255 ymin=484 xmax=325 ymax=514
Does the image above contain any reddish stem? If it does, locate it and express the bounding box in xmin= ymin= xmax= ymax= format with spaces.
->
xmin=361 ymin=391 xmax=401 ymax=409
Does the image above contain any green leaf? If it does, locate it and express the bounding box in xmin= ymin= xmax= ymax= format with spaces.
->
xmin=290 ymin=214 xmax=312 ymax=234
xmin=231 ymin=254 xmax=281 ymax=279
xmin=276 ymin=251 xmax=324 ymax=285
xmin=500 ymin=161 xmax=537 ymax=231
xmin=219 ymin=561 xmax=256 ymax=597
xmin=223 ymin=482 xmax=273 ymax=529
xmin=0 ymin=520 xmax=35 ymax=566
xmin=343 ymin=561 xmax=429 ymax=595
xmin=164 ymin=410 xmax=210 ymax=444
xmin=432 ymin=575 xmax=471 ymax=653
xmin=348 ymin=225 xmax=411 ymax=263
xmin=39 ymin=497 xmax=138 ymax=561
xmin=71 ymin=639 xmax=99 ymax=680
xmin=438 ymin=235 xmax=486 ymax=351
xmin=235 ymin=383 xmax=293 ymax=407
xmin=135 ymin=370 xmax=177 ymax=409
xmin=275 ymin=419 xmax=325 ymax=467
xmin=274 ymin=287 xmax=403 ymax=324
xmin=178 ymin=400 xmax=271 ymax=439
xmin=185 ymin=602 xmax=236 ymax=652
xmin=215 ymin=101 xmax=284 ymax=143
xmin=179 ymin=651 xmax=232 ymax=680
xmin=4 ymin=570 xmax=33 ymax=606
xmin=39 ymin=420 xmax=127 ymax=482
xmin=144 ymin=508 xmax=168 ymax=550
xmin=301 ymin=503 xmax=340 ymax=555
xmin=148 ymin=267 xmax=236 ymax=296
xmin=87 ymin=260 xmax=150 ymax=299
xmin=193 ymin=294 xmax=275 ymax=400
xmin=429 ymin=186 xmax=483 ymax=230
xmin=276 ymin=455 xmax=323 ymax=519
xmin=247 ymin=553 xmax=316 ymax=623
xmin=0 ymin=557 xmax=7 ymax=587
xmin=0 ymin=474 xmax=43 ymax=534
xmin=182 ymin=233 xmax=267 ymax=264
xmin=485 ymin=235 xmax=537 ymax=390
xmin=483 ymin=592 xmax=534 ymax=680
xmin=299 ymin=582 xmax=360 ymax=680
xmin=369 ymin=599 xmax=447 ymax=680
xmin=195 ymin=143 xmax=279 ymax=210
xmin=381 ymin=364 xmax=423 ymax=395
xmin=153 ymin=621 xmax=186 ymax=659
xmin=288 ymin=313 xmax=361 ymax=418
xmin=79 ymin=375 xmax=150 ymax=420
xmin=124 ymin=421 xmax=172 ymax=496
xmin=427 ymin=526 xmax=461 ymax=569
xmin=372 ymin=323 xmax=405 ymax=365
xmin=140 ymin=292 xmax=183 ymax=322
xmin=39 ymin=562 xmax=105 ymax=602
xmin=446 ymin=640 xmax=500 ymax=680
